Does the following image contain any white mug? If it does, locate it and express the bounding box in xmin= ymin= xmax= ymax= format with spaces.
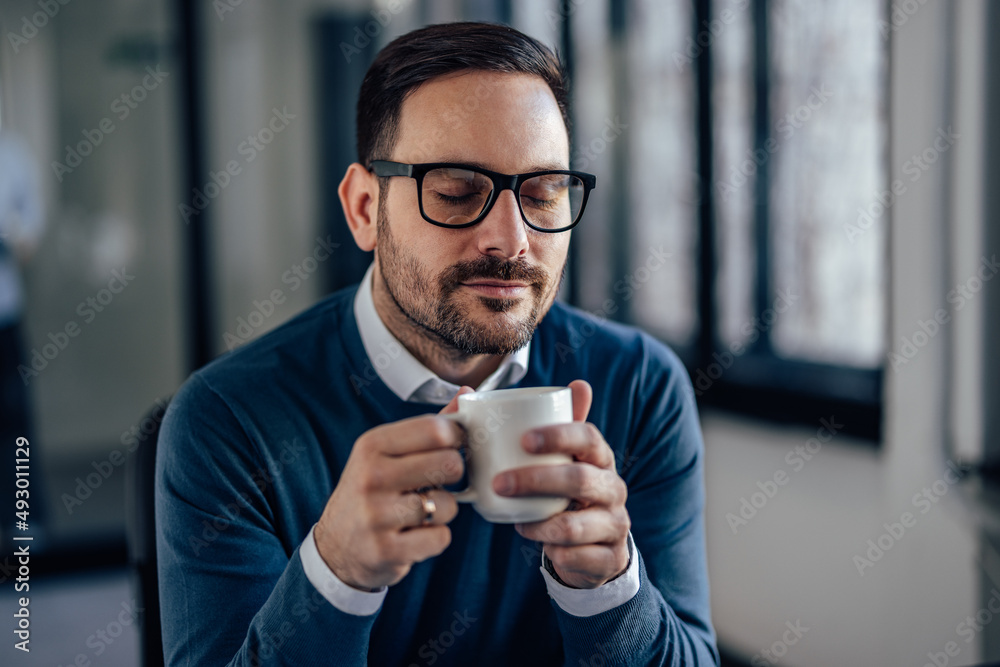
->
xmin=442 ymin=386 xmax=573 ymax=523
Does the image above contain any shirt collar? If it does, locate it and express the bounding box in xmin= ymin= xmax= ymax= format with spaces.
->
xmin=352 ymin=262 xmax=530 ymax=404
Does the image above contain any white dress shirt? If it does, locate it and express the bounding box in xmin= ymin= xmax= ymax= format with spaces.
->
xmin=352 ymin=262 xmax=531 ymax=402
xmin=300 ymin=262 xmax=640 ymax=617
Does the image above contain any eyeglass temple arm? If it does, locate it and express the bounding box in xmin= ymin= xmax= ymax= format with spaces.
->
xmin=368 ymin=160 xmax=412 ymax=177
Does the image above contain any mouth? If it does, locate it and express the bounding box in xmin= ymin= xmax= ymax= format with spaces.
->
xmin=459 ymin=280 xmax=531 ymax=299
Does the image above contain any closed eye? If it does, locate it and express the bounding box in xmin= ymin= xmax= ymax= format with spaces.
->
xmin=431 ymin=191 xmax=480 ymax=204
xmin=522 ymin=195 xmax=559 ymax=210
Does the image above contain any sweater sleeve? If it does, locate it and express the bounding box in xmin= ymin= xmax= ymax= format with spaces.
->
xmin=552 ymin=338 xmax=719 ymax=666
xmin=154 ymin=374 xmax=380 ymax=666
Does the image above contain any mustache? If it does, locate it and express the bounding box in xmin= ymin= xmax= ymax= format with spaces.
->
xmin=441 ymin=256 xmax=546 ymax=287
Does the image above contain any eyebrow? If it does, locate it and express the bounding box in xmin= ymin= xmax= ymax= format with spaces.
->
xmin=429 ymin=158 xmax=570 ymax=173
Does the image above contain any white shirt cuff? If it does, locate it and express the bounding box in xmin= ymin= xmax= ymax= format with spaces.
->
xmin=539 ymin=532 xmax=640 ymax=617
xmin=300 ymin=524 xmax=387 ymax=616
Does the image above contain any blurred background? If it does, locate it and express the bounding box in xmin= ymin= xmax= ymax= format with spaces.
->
xmin=0 ymin=0 xmax=997 ymax=665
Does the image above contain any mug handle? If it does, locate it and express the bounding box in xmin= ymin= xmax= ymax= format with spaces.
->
xmin=440 ymin=412 xmax=476 ymax=503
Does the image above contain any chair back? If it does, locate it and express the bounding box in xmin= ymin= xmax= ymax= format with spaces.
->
xmin=125 ymin=397 xmax=170 ymax=667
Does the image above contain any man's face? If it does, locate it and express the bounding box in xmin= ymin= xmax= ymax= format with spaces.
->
xmin=375 ymin=71 xmax=571 ymax=356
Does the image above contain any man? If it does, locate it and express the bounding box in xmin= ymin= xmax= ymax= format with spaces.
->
xmin=0 ymin=125 xmax=47 ymax=543
xmin=156 ymin=21 xmax=717 ymax=666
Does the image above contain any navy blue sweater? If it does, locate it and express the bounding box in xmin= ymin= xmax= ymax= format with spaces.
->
xmin=155 ymin=284 xmax=718 ymax=666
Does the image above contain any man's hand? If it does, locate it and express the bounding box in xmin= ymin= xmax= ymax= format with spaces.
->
xmin=495 ymin=379 xmax=631 ymax=589
xmin=313 ymin=387 xmax=474 ymax=590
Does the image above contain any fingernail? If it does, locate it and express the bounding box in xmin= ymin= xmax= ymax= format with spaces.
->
xmin=494 ymin=473 xmax=513 ymax=495
xmin=524 ymin=432 xmax=543 ymax=452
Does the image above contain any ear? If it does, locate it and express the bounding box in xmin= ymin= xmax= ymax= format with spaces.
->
xmin=338 ymin=162 xmax=379 ymax=252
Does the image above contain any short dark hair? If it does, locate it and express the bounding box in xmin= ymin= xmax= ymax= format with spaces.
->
xmin=356 ymin=21 xmax=570 ymax=167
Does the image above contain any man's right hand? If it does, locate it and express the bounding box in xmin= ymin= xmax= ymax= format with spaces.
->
xmin=312 ymin=387 xmax=473 ymax=590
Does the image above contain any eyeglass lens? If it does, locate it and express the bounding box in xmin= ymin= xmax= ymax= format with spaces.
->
xmin=421 ymin=167 xmax=585 ymax=230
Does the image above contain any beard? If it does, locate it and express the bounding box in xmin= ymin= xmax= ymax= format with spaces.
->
xmin=375 ymin=190 xmax=564 ymax=356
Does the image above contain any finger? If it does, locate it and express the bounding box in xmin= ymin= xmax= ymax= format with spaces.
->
xmin=494 ymin=463 xmax=626 ymax=506
xmin=515 ymin=507 xmax=629 ymax=546
xmin=521 ymin=422 xmax=614 ymax=469
xmin=383 ymin=489 xmax=460 ymax=529
xmin=383 ymin=524 xmax=453 ymax=565
xmin=569 ymin=379 xmax=592 ymax=422
xmin=439 ymin=385 xmax=475 ymax=415
xmin=367 ymin=414 xmax=465 ymax=456
xmin=379 ymin=448 xmax=465 ymax=490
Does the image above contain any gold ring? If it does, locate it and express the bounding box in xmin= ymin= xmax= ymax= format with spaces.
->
xmin=417 ymin=492 xmax=436 ymax=526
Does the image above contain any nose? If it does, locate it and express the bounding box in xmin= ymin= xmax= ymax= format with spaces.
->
xmin=475 ymin=189 xmax=529 ymax=260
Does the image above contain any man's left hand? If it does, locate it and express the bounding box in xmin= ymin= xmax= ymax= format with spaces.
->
xmin=493 ymin=379 xmax=631 ymax=589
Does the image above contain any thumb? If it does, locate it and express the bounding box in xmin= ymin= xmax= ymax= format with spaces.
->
xmin=568 ymin=379 xmax=593 ymax=422
xmin=439 ymin=385 xmax=475 ymax=414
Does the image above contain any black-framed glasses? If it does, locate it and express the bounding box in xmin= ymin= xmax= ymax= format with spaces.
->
xmin=369 ymin=160 xmax=597 ymax=233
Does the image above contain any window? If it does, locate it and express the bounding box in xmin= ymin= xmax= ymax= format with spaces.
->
xmin=571 ymin=0 xmax=887 ymax=439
